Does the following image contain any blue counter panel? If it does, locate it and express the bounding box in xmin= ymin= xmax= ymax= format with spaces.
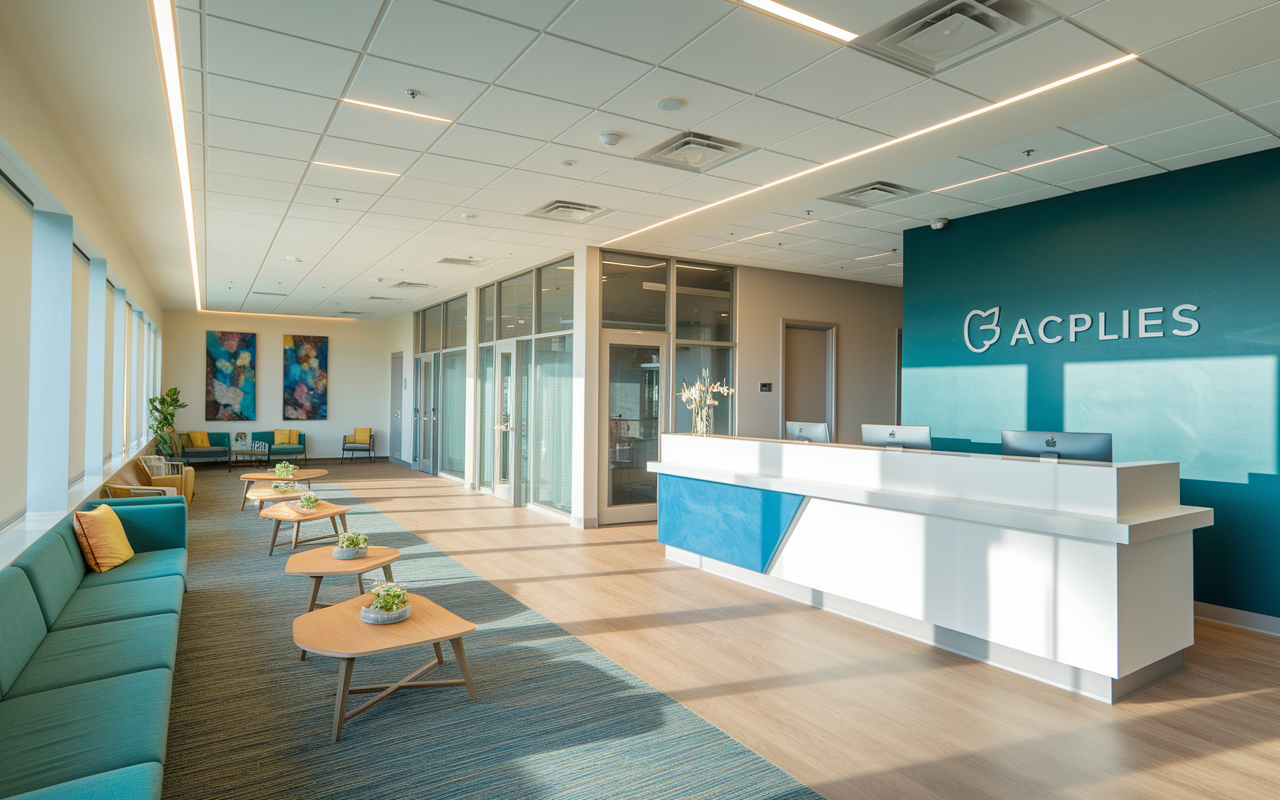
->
xmin=657 ymin=475 xmax=805 ymax=573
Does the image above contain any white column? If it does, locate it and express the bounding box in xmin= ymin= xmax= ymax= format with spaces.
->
xmin=111 ymin=284 xmax=126 ymax=461
xmin=83 ymin=257 xmax=107 ymax=485
xmin=571 ymin=246 xmax=601 ymax=528
xmin=26 ymin=211 xmax=73 ymax=515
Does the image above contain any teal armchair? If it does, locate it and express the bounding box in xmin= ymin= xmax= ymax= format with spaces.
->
xmin=251 ymin=431 xmax=308 ymax=466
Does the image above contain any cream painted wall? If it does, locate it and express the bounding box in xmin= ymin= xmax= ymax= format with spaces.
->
xmin=736 ymin=269 xmax=902 ymax=444
xmin=162 ymin=312 xmax=392 ymax=460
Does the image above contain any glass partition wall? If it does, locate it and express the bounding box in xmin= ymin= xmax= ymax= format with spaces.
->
xmin=411 ymin=298 xmax=465 ymax=478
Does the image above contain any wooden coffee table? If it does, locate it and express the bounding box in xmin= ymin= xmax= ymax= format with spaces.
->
xmin=293 ymin=592 xmax=479 ymax=741
xmin=259 ymin=500 xmax=349 ymax=556
xmin=245 ymin=482 xmax=307 ymax=511
xmin=239 ymin=469 xmax=328 ymax=510
xmin=286 ymin=546 xmax=401 ymax=612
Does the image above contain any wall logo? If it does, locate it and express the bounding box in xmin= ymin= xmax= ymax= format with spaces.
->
xmin=963 ymin=305 xmax=1200 ymax=353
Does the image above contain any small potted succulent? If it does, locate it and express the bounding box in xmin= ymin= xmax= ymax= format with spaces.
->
xmin=271 ymin=480 xmax=299 ymax=494
xmin=273 ymin=460 xmax=297 ymax=479
xmin=333 ymin=531 xmax=369 ymax=560
xmin=361 ymin=582 xmax=411 ymax=624
xmin=296 ymin=491 xmax=320 ymax=511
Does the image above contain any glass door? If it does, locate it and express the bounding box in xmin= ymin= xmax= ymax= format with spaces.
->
xmin=418 ymin=353 xmax=438 ymax=475
xmin=493 ymin=340 xmax=520 ymax=504
xmin=598 ymin=330 xmax=668 ymax=525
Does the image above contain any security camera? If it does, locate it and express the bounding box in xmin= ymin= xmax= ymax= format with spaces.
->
xmin=930 ymin=218 xmax=950 ymax=230
xmin=599 ymin=131 xmax=623 ymax=147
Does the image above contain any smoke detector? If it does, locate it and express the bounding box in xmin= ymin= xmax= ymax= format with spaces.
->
xmin=822 ymin=182 xmax=919 ymax=208
xmin=857 ymin=0 xmax=1055 ymax=73
xmin=525 ymin=201 xmax=611 ymax=223
xmin=640 ymin=132 xmax=750 ymax=173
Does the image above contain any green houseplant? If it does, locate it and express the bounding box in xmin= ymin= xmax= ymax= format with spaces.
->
xmin=333 ymin=532 xmax=369 ymax=560
xmin=361 ymin=582 xmax=411 ymax=624
xmin=147 ymin=387 xmax=188 ymax=457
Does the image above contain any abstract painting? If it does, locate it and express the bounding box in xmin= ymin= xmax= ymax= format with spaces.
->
xmin=283 ymin=334 xmax=328 ymax=420
xmin=206 ymin=331 xmax=256 ymax=420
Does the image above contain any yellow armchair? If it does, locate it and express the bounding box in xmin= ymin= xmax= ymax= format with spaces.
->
xmin=341 ymin=427 xmax=376 ymax=463
xmin=138 ymin=456 xmax=195 ymax=503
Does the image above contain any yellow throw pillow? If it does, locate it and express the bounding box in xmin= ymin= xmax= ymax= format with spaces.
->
xmin=189 ymin=431 xmax=210 ymax=447
xmin=354 ymin=428 xmax=371 ymax=444
xmin=72 ymin=505 xmax=135 ymax=573
xmin=274 ymin=429 xmax=290 ymax=445
xmin=289 ymin=429 xmax=300 ymax=445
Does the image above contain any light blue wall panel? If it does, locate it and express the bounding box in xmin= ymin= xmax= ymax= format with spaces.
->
xmin=658 ymin=475 xmax=804 ymax=573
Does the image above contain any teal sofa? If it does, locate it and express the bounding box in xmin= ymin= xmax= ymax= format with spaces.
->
xmin=175 ymin=431 xmax=231 ymax=471
xmin=0 ymin=496 xmax=187 ymax=799
xmin=251 ymin=430 xmax=308 ymax=465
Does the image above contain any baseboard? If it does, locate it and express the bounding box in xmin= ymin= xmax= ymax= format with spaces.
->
xmin=388 ymin=456 xmax=410 ymax=467
xmin=1195 ymin=601 xmax=1280 ymax=637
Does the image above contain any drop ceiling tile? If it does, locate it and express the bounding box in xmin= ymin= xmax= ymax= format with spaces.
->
xmin=625 ymin=194 xmax=704 ymax=218
xmin=1199 ymin=58 xmax=1280 ymax=111
xmin=784 ymin=220 xmax=858 ymax=239
xmin=303 ymin=164 xmax=399 ymax=194
xmin=964 ymin=129 xmax=1102 ymax=171
xmin=775 ymin=199 xmax=864 ymax=220
xmin=984 ymin=185 xmax=1072 ymax=209
xmin=517 ymin=144 xmax=628 ymax=182
xmin=429 ymin=125 xmax=545 ymax=167
xmin=425 ymin=220 xmax=500 ymax=239
xmin=700 ymin=241 xmax=773 ymax=258
xmin=1142 ymin=3 xmax=1280 ymax=85
xmin=828 ymin=207 xmax=915 ymax=230
xmin=887 ymin=157 xmax=1004 ymax=191
xmin=182 ymin=68 xmax=203 ymax=112
xmin=204 ymin=76 xmax=336 ymax=134
xmin=549 ymin=0 xmax=729 ymax=63
xmin=488 ymin=169 xmax=585 ymax=198
xmin=1063 ymin=88 xmax=1226 ymax=144
xmin=874 ymin=192 xmax=991 ymax=219
xmin=600 ymin=210 xmax=666 ymax=231
xmin=933 ymin=172 xmax=1046 ymax=203
xmin=742 ymin=231 xmax=812 ymax=249
xmin=664 ymin=174 xmax=754 ymax=202
xmin=595 ymin=160 xmax=695 ymax=193
xmin=940 ymin=203 xmax=998 ymax=220
xmin=288 ymin=204 xmax=365 ymax=224
xmin=771 ymin=120 xmax=890 ymax=163
xmin=663 ymin=8 xmax=839 ymax=94
xmin=1116 ymin=114 xmax=1269 ymax=162
xmin=700 ymin=224 xmax=769 ymax=242
xmin=385 ymin=177 xmax=477 ymax=205
xmin=1075 ymin=0 xmax=1274 ymax=54
xmin=459 ymin=87 xmax=591 ymax=143
xmin=358 ymin=212 xmax=432 ymax=232
xmin=761 ymin=48 xmax=924 ymax=118
xmin=1057 ymin=163 xmax=1163 ymax=192
xmin=467 ymin=188 xmax=546 ymax=215
xmin=191 ymin=168 xmax=205 ymax=192
xmin=786 ymin=254 xmax=845 ymax=268
xmin=207 ymin=148 xmax=308 ymax=183
xmin=206 ymin=172 xmax=298 ymax=202
xmin=458 ymin=0 xmax=571 ymax=28
xmin=206 ymin=18 xmax=357 ymax=97
xmin=294 ymin=185 xmax=381 ymax=211
xmin=737 ymin=211 xmax=807 ymax=230
xmin=554 ymin=111 xmax=680 ymax=158
xmin=402 ymin=155 xmax=507 ymax=187
xmin=189 ymin=143 xmax=205 ymax=168
xmin=371 ymin=1 xmax=537 ymax=82
xmin=573 ymin=223 xmax=636 ymax=242
xmin=663 ymin=235 xmax=726 ymax=251
xmin=1015 ymin=146 xmax=1146 ymax=185
xmin=178 ymin=8 xmax=201 ymax=68
xmin=1245 ymin=99 xmax=1280 ymax=130
xmin=325 ymin=103 xmax=449 ymax=152
xmin=370 ymin=195 xmax=453 ymax=220
xmin=314 ymin=136 xmax=420 ymax=175
xmin=1036 ymin=0 xmax=1103 ymax=13
xmin=786 ymin=238 xmax=849 ymax=254
xmin=348 ymin=59 xmax=486 ymax=123
xmin=498 ymin=36 xmax=651 ymax=107
xmin=842 ymin=80 xmax=988 ymax=138
xmin=206 ymin=208 xmax=283 ymax=229
xmin=708 ymin=150 xmax=817 ymax=184
xmin=187 ymin=112 xmax=204 ymax=144
xmin=484 ymin=229 xmax=555 ymax=246
xmin=938 ymin=22 xmax=1124 ymax=102
xmin=700 ymin=98 xmax=827 ymax=150
xmin=449 ymin=208 xmax=521 ymax=229
xmin=1155 ymin=134 xmax=1279 ymax=170
xmin=560 ymin=182 xmax=651 ymax=209
xmin=207 ymin=0 xmax=382 ymax=48
xmin=602 ymin=69 xmax=748 ymax=129
xmin=207 ymin=116 xmax=320 ymax=160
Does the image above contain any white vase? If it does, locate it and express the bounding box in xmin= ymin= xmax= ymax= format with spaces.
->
xmin=361 ymin=604 xmax=411 ymax=624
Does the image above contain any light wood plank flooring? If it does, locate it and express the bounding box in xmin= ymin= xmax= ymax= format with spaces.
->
xmin=312 ymin=461 xmax=1280 ymax=799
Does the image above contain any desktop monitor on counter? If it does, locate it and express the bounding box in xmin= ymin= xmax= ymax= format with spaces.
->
xmin=785 ymin=421 xmax=830 ymax=443
xmin=1001 ymin=430 xmax=1113 ymax=462
xmin=861 ymin=424 xmax=932 ymax=451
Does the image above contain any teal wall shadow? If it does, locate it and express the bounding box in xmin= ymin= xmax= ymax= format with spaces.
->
xmin=901 ymin=145 xmax=1280 ymax=617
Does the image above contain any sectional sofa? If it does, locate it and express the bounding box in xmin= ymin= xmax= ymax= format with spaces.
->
xmin=0 ymin=496 xmax=188 ymax=799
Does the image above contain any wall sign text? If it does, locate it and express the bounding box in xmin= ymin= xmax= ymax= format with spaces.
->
xmin=963 ymin=305 xmax=1200 ymax=354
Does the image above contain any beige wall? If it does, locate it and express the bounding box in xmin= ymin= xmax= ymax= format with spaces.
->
xmin=736 ymin=268 xmax=902 ymax=444
xmin=161 ymin=312 xmax=392 ymax=460
xmin=0 ymin=185 xmax=31 ymax=524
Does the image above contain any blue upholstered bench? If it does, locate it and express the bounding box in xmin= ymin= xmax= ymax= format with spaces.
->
xmin=251 ymin=430 xmax=308 ymax=466
xmin=0 ymin=496 xmax=188 ymax=799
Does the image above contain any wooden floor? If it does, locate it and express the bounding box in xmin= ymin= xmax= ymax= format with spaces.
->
xmin=305 ymin=461 xmax=1280 ymax=799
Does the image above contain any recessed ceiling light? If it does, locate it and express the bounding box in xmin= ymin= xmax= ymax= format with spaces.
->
xmin=313 ymin=162 xmax=401 ymax=177
xmin=657 ymin=97 xmax=686 ymax=111
xmin=341 ymin=98 xmax=451 ymax=123
xmin=738 ymin=0 xmax=858 ymax=42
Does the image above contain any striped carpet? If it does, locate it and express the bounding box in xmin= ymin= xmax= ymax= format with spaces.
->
xmin=162 ymin=472 xmax=823 ymax=800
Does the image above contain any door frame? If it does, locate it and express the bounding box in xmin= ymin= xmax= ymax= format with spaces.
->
xmin=390 ymin=352 xmax=404 ymax=462
xmin=492 ymin=339 xmax=520 ymax=504
xmin=598 ymin=329 xmax=669 ymax=525
xmin=778 ymin=320 xmax=837 ymax=441
xmin=416 ymin=352 xmax=438 ymax=475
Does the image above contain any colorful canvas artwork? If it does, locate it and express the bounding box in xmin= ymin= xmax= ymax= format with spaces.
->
xmin=283 ymin=334 xmax=328 ymax=420
xmin=206 ymin=331 xmax=256 ymax=420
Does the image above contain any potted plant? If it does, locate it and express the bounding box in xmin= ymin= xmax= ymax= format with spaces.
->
xmin=147 ymin=388 xmax=188 ymax=457
xmin=296 ymin=491 xmax=320 ymax=511
xmin=333 ymin=531 xmax=369 ymax=560
xmin=678 ymin=369 xmax=735 ymax=436
xmin=361 ymin=582 xmax=411 ymax=624
xmin=271 ymin=480 xmax=299 ymax=493
xmin=273 ymin=460 xmax=297 ymax=479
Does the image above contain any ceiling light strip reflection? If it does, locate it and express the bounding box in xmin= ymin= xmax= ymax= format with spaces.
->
xmin=603 ymin=54 xmax=1138 ymax=247
xmin=313 ymin=162 xmax=402 ymax=176
xmin=150 ymin=0 xmax=202 ymax=310
xmin=740 ymin=0 xmax=857 ymax=42
xmin=341 ymin=98 xmax=452 ymax=123
xmin=933 ymin=146 xmax=1110 ymax=192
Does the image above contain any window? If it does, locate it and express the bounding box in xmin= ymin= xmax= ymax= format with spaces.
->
xmin=422 ymin=305 xmax=442 ymax=352
xmin=602 ymin=252 xmax=667 ymax=330
xmin=498 ymin=271 xmax=533 ymax=339
xmin=534 ymin=335 xmax=573 ymax=512
xmin=439 ymin=351 xmax=466 ymax=478
xmin=477 ymin=346 xmax=494 ymax=488
xmin=444 ymin=296 xmax=467 ymax=350
xmin=674 ymin=345 xmax=734 ymax=436
xmin=539 ymin=260 xmax=574 ymax=333
xmin=478 ymin=285 xmax=495 ymax=344
xmin=675 ymin=261 xmax=732 ymax=342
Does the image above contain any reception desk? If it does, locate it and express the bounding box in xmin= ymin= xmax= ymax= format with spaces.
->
xmin=648 ymin=434 xmax=1213 ymax=702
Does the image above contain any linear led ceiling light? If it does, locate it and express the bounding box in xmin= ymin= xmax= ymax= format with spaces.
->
xmin=313 ymin=162 xmax=401 ymax=176
xmin=739 ymin=0 xmax=858 ymax=42
xmin=150 ymin=0 xmax=202 ymax=310
xmin=603 ymin=54 xmax=1137 ymax=247
xmin=933 ymin=145 xmax=1109 ymax=192
xmin=341 ymin=98 xmax=452 ymax=123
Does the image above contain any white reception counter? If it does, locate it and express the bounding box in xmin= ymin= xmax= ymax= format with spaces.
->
xmin=648 ymin=433 xmax=1213 ymax=702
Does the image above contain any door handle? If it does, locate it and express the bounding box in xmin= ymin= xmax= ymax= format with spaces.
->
xmin=395 ymin=411 xmax=401 ymax=418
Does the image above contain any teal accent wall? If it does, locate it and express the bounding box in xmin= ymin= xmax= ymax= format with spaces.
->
xmin=657 ymin=476 xmax=804 ymax=573
xmin=901 ymin=146 xmax=1280 ymax=617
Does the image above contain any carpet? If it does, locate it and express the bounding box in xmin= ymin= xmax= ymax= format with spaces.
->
xmin=161 ymin=481 xmax=824 ymax=800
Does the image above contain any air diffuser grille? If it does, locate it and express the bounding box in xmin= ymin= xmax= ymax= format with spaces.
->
xmin=437 ymin=256 xmax=487 ymax=266
xmin=822 ymin=182 xmax=918 ymax=208
xmin=857 ymin=0 xmax=1054 ymax=73
xmin=640 ymin=132 xmax=749 ymax=173
xmin=525 ymin=201 xmax=610 ymax=223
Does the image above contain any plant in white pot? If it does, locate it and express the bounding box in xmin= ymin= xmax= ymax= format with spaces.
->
xmin=273 ymin=460 xmax=297 ymax=479
xmin=296 ymin=491 xmax=320 ymax=511
xmin=361 ymin=582 xmax=411 ymax=624
xmin=271 ymin=480 xmax=299 ymax=494
xmin=333 ymin=532 xmax=369 ymax=560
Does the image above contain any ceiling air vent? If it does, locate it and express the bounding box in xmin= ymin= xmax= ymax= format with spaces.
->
xmin=525 ymin=201 xmax=610 ymax=224
xmin=252 ymin=291 xmax=288 ymax=297
xmin=338 ymin=310 xmax=368 ymax=316
xmin=822 ymin=182 xmax=918 ymax=208
xmin=368 ymin=296 xmax=395 ymax=301
xmin=640 ymin=132 xmax=749 ymax=173
xmin=857 ymin=0 xmax=1056 ymax=73
xmin=437 ymin=256 xmax=487 ymax=266
xmin=390 ymin=281 xmax=433 ymax=290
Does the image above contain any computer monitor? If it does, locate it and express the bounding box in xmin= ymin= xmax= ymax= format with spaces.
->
xmin=1001 ymin=430 xmax=1113 ymax=462
xmin=861 ymin=424 xmax=932 ymax=451
xmin=784 ymin=421 xmax=830 ymax=443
